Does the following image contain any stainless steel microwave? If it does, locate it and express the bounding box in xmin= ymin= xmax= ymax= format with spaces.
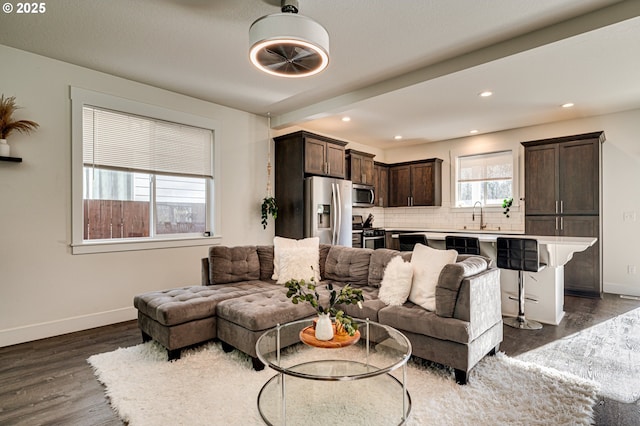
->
xmin=352 ymin=184 xmax=375 ymax=207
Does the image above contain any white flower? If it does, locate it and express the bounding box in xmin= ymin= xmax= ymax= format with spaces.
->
xmin=357 ymin=301 xmax=363 ymax=309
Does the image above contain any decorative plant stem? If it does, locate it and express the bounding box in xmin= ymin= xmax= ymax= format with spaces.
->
xmin=502 ymin=197 xmax=513 ymax=218
xmin=261 ymin=196 xmax=278 ymax=229
xmin=0 ymin=95 xmax=39 ymax=139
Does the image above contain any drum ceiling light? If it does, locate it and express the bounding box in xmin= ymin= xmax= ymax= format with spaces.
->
xmin=249 ymin=0 xmax=329 ymax=78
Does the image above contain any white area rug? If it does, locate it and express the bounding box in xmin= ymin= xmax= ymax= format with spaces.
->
xmin=88 ymin=341 xmax=598 ymax=426
xmin=518 ymin=307 xmax=640 ymax=404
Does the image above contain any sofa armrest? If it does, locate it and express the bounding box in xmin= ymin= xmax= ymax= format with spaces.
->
xmin=201 ymin=257 xmax=210 ymax=285
xmin=451 ymin=267 xmax=502 ymax=340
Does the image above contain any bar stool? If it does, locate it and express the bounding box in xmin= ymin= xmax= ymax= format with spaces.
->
xmin=445 ymin=236 xmax=481 ymax=255
xmin=398 ymin=234 xmax=427 ymax=251
xmin=496 ymin=237 xmax=545 ymax=330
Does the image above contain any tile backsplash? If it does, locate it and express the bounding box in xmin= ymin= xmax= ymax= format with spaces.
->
xmin=353 ymin=205 xmax=524 ymax=233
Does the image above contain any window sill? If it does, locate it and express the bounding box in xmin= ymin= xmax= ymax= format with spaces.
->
xmin=71 ymin=235 xmax=222 ymax=254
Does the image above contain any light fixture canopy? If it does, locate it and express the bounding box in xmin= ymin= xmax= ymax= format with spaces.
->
xmin=249 ymin=1 xmax=329 ymax=78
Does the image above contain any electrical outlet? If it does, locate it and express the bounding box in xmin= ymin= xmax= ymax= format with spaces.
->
xmin=623 ymin=211 xmax=637 ymax=222
xmin=628 ymin=265 xmax=636 ymax=274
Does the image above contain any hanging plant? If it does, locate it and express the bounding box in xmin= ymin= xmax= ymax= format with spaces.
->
xmin=0 ymin=94 xmax=39 ymax=139
xmin=502 ymin=197 xmax=513 ymax=218
xmin=261 ymin=196 xmax=278 ymax=229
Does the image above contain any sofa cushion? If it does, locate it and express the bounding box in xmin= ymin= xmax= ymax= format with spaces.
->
xmin=256 ymin=245 xmax=275 ymax=281
xmin=368 ymin=248 xmax=402 ymax=287
xmin=408 ymin=244 xmax=458 ymax=311
xmin=436 ymin=256 xmax=489 ymax=318
xmin=378 ymin=256 xmax=414 ymax=306
xmin=209 ymin=246 xmax=260 ymax=285
xmin=134 ymin=283 xmax=278 ymax=326
xmin=378 ymin=302 xmax=473 ymax=345
xmin=216 ymin=288 xmax=317 ymax=331
xmin=324 ymin=246 xmax=373 ymax=286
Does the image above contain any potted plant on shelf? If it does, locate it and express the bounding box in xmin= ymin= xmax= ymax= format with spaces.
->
xmin=285 ymin=278 xmax=364 ymax=340
xmin=261 ymin=196 xmax=278 ymax=229
xmin=0 ymin=94 xmax=39 ymax=157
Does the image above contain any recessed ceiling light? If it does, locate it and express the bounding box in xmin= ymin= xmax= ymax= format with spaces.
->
xmin=479 ymin=91 xmax=493 ymax=97
xmin=470 ymin=129 xmax=479 ymax=134
xmin=561 ymin=103 xmax=575 ymax=108
xmin=341 ymin=116 xmax=351 ymax=122
xmin=394 ymin=135 xmax=403 ymax=140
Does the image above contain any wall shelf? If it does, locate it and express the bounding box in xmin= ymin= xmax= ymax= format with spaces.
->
xmin=0 ymin=155 xmax=22 ymax=163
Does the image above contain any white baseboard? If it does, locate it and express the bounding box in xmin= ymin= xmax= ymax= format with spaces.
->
xmin=0 ymin=306 xmax=137 ymax=348
xmin=604 ymin=281 xmax=640 ymax=298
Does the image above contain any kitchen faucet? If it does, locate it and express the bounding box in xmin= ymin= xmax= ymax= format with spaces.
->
xmin=472 ymin=201 xmax=487 ymax=230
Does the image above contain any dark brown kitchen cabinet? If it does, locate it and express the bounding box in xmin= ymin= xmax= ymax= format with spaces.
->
xmin=346 ymin=149 xmax=375 ymax=185
xmin=523 ymin=131 xmax=604 ymax=297
xmin=374 ymin=162 xmax=389 ymax=207
xmin=389 ymin=159 xmax=442 ymax=207
xmin=276 ymin=131 xmax=346 ymax=179
xmin=274 ymin=131 xmax=348 ymax=239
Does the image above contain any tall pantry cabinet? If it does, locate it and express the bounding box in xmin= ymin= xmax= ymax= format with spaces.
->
xmin=522 ymin=131 xmax=605 ymax=297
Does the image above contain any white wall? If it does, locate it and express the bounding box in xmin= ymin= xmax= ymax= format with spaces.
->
xmin=0 ymin=45 xmax=274 ymax=347
xmin=381 ymin=109 xmax=640 ymax=297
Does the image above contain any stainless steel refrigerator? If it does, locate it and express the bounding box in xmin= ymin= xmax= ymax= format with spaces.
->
xmin=304 ymin=176 xmax=353 ymax=246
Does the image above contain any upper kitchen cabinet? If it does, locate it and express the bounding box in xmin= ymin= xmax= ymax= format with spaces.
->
xmin=374 ymin=162 xmax=389 ymax=207
xmin=389 ymin=159 xmax=442 ymax=207
xmin=523 ymin=132 xmax=603 ymax=215
xmin=275 ymin=131 xmax=347 ymax=179
xmin=346 ymin=149 xmax=375 ymax=185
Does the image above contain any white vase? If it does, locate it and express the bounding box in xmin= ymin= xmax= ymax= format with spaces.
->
xmin=0 ymin=139 xmax=9 ymax=157
xmin=314 ymin=313 xmax=334 ymax=341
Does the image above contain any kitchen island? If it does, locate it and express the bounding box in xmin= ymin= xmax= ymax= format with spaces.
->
xmin=390 ymin=229 xmax=597 ymax=325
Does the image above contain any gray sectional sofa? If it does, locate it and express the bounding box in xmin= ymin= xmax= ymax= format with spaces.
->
xmin=134 ymin=244 xmax=503 ymax=384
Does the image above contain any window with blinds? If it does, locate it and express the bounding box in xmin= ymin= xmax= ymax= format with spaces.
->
xmin=81 ymin=106 xmax=213 ymax=241
xmin=456 ymin=150 xmax=513 ymax=207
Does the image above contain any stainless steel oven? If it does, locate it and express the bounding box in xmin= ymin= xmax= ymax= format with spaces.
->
xmin=362 ymin=228 xmax=385 ymax=249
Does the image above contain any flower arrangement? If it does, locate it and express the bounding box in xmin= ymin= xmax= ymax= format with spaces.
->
xmin=284 ymin=278 xmax=364 ymax=336
xmin=0 ymin=94 xmax=39 ymax=139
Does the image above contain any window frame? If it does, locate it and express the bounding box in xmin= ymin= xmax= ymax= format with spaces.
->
xmin=71 ymin=87 xmax=221 ymax=254
xmin=450 ymin=141 xmax=521 ymax=210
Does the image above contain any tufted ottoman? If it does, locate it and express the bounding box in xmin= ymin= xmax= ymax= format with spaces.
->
xmin=216 ymin=288 xmax=320 ymax=369
xmin=134 ymin=284 xmax=276 ymax=360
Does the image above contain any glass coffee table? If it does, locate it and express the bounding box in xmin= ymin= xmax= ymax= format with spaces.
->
xmin=255 ymin=318 xmax=412 ymax=425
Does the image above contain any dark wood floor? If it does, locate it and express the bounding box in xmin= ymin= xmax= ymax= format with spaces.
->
xmin=1 ymin=293 xmax=638 ymax=425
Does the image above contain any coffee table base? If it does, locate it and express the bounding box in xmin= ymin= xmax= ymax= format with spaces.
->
xmin=257 ymin=360 xmax=411 ymax=425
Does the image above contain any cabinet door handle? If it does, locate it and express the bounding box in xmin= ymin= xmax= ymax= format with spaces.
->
xmin=555 ymin=200 xmax=558 ymax=214
xmin=560 ymin=217 xmax=564 ymax=231
xmin=555 ymin=217 xmax=559 ymax=230
xmin=560 ymin=200 xmax=563 ymax=214
xmin=327 ymin=162 xmax=330 ymax=175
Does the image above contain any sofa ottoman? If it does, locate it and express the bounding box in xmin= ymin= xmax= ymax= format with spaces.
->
xmin=216 ymin=288 xmax=323 ymax=369
xmin=134 ymin=283 xmax=277 ymax=360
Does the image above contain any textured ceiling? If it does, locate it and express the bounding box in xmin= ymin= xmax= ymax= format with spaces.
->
xmin=0 ymin=0 xmax=639 ymax=148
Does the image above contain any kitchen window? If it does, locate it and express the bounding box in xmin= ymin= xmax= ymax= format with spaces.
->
xmin=71 ymin=88 xmax=220 ymax=254
xmin=455 ymin=150 xmax=513 ymax=207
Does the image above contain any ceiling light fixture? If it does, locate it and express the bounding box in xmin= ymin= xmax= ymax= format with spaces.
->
xmin=470 ymin=129 xmax=479 ymax=134
xmin=479 ymin=91 xmax=493 ymax=97
xmin=394 ymin=135 xmax=403 ymax=140
xmin=249 ymin=0 xmax=329 ymax=78
xmin=562 ymin=103 xmax=575 ymax=108
xmin=341 ymin=116 xmax=351 ymax=122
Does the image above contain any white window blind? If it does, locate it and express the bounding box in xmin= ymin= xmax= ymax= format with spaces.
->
xmin=458 ymin=151 xmax=512 ymax=183
xmin=83 ymin=106 xmax=213 ymax=178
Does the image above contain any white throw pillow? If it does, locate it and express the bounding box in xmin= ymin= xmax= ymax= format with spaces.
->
xmin=378 ymin=256 xmax=414 ymax=306
xmin=272 ymin=236 xmax=320 ymax=282
xmin=409 ymin=243 xmax=458 ymax=311
xmin=277 ymin=247 xmax=320 ymax=284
